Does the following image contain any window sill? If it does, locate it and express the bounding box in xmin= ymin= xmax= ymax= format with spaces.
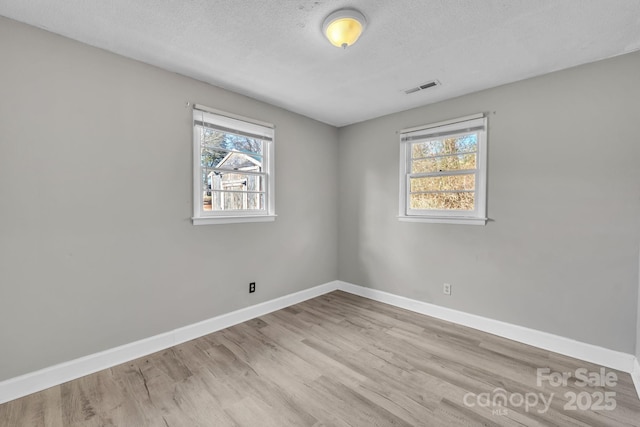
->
xmin=192 ymin=215 xmax=277 ymax=225
xmin=398 ymin=216 xmax=487 ymax=225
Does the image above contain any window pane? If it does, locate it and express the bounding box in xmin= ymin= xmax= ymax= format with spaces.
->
xmin=198 ymin=126 xmax=264 ymax=155
xmin=201 ymin=148 xmax=262 ymax=172
xmin=203 ymin=172 xmax=264 ymax=211
xmin=410 ymin=174 xmax=475 ymax=192
xmin=209 ymin=192 xmax=265 ymax=211
xmin=412 ymin=134 xmax=477 ymax=158
xmin=411 ymin=153 xmax=476 ymax=173
xmin=410 ymin=192 xmax=475 ymax=211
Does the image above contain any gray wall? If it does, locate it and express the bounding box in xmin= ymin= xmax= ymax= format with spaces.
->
xmin=0 ymin=17 xmax=338 ymax=381
xmin=337 ymin=52 xmax=640 ymax=354
xmin=637 ymin=249 xmax=640 ymax=360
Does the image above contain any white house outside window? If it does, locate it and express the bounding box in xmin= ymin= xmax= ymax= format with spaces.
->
xmin=192 ymin=105 xmax=275 ymax=225
xmin=399 ymin=113 xmax=487 ymax=225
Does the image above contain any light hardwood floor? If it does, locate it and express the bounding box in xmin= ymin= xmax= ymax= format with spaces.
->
xmin=1 ymin=291 xmax=639 ymax=426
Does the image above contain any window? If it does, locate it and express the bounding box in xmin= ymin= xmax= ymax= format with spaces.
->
xmin=192 ymin=105 xmax=275 ymax=225
xmin=398 ymin=113 xmax=487 ymax=225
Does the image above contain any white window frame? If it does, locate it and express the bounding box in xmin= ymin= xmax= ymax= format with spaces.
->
xmin=398 ymin=113 xmax=487 ymax=225
xmin=192 ymin=104 xmax=276 ymax=225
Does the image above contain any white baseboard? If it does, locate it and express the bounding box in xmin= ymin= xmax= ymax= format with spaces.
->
xmin=336 ymin=281 xmax=637 ymax=374
xmin=632 ymin=358 xmax=640 ymax=399
xmin=0 ymin=281 xmax=340 ymax=405
xmin=2 ymin=279 xmax=638 ymax=404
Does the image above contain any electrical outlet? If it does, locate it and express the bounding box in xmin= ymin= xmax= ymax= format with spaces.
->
xmin=443 ymin=283 xmax=451 ymax=296
xmin=249 ymin=282 xmax=256 ymax=293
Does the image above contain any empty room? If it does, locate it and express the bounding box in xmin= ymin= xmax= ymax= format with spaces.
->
xmin=1 ymin=1 xmax=640 ymax=426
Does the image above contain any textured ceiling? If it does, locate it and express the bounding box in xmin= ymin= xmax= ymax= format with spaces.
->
xmin=1 ymin=1 xmax=639 ymax=127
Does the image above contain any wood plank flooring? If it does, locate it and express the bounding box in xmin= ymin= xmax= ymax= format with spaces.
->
xmin=1 ymin=291 xmax=639 ymax=426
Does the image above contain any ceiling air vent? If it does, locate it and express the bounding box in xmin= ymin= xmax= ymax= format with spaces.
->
xmin=404 ymin=80 xmax=440 ymax=95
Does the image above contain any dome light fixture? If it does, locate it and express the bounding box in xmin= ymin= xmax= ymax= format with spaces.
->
xmin=322 ymin=8 xmax=367 ymax=48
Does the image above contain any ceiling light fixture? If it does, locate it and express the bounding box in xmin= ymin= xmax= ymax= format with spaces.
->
xmin=322 ymin=8 xmax=367 ymax=48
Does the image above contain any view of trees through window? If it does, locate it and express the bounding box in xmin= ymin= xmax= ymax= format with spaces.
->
xmin=198 ymin=126 xmax=265 ymax=211
xmin=409 ymin=133 xmax=477 ymax=211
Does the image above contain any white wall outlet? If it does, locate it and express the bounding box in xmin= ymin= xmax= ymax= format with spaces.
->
xmin=443 ymin=283 xmax=452 ymax=295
